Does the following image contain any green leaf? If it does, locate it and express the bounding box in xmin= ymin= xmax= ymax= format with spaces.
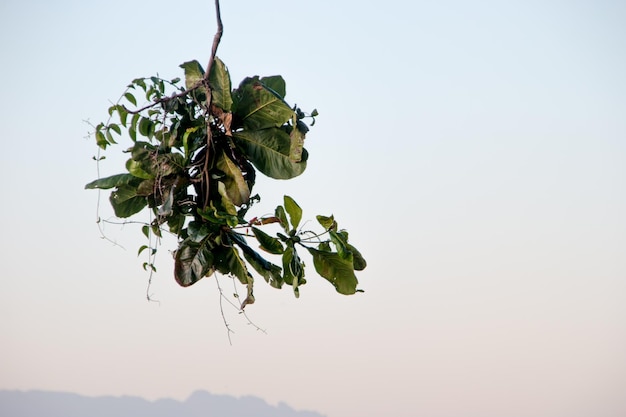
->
xmin=316 ymin=215 xmax=336 ymax=230
xmin=138 ymin=117 xmax=153 ymax=138
xmin=229 ymin=232 xmax=284 ymax=289
xmin=232 ymin=128 xmax=308 ymax=179
xmin=217 ymin=181 xmax=238 ymax=216
xmin=179 ymin=60 xmax=205 ymax=89
xmin=215 ymin=148 xmax=250 ymax=206
xmin=252 ymin=227 xmax=285 ymax=254
xmin=85 ymin=173 xmax=138 ymax=190
xmin=187 ymin=221 xmax=211 ymax=242
xmin=348 ymin=243 xmax=367 ymax=271
xmin=214 ymin=246 xmax=251 ymax=286
xmin=260 ymin=75 xmax=286 ymax=98
xmin=275 ymin=205 xmax=289 ymax=232
xmin=129 ymin=113 xmax=140 ymax=141
xmin=328 ymin=230 xmax=367 ymax=270
xmin=109 ymin=123 xmax=122 ymax=135
xmin=132 ymin=78 xmax=147 ymax=91
xmin=318 ymin=241 xmax=331 ymax=252
xmin=289 ymin=118 xmax=305 ymax=162
xmin=174 ymin=236 xmax=215 ymax=287
xmin=105 ymin=129 xmax=116 ymax=145
xmin=284 ymin=195 xmax=302 ymax=230
xmin=282 ymin=246 xmax=296 ymax=286
xmin=209 ymin=57 xmax=233 ymax=111
xmin=124 ymin=92 xmax=137 ymax=106
xmin=126 ymin=159 xmax=154 ymax=180
xmin=306 ymin=247 xmax=358 ymax=295
xmin=233 ymin=77 xmax=294 ymax=131
xmin=243 ymin=250 xmax=283 ymax=289
xmin=95 ymin=131 xmax=107 ymax=149
xmin=109 ymin=185 xmax=147 ymax=218
xmin=282 ymin=245 xmax=305 ymax=297
xmin=330 ymin=230 xmax=350 ymax=259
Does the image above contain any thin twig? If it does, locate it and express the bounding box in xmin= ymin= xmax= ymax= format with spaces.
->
xmin=215 ymin=275 xmax=235 ymax=345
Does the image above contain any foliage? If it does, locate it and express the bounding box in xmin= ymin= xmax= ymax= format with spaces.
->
xmin=86 ymin=57 xmax=366 ymax=307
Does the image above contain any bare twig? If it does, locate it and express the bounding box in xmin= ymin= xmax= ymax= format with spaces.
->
xmin=215 ymin=275 xmax=235 ymax=345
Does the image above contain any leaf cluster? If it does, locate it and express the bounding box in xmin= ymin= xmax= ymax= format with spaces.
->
xmin=86 ymin=58 xmax=364 ymax=307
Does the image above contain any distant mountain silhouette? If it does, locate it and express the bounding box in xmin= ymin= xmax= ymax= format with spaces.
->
xmin=0 ymin=390 xmax=327 ymax=417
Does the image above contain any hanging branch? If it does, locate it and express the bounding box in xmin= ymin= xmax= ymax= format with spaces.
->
xmin=85 ymin=0 xmax=367 ymax=315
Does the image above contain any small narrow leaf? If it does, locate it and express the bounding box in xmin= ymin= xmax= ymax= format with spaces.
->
xmin=95 ymin=131 xmax=107 ymax=149
xmin=124 ymin=92 xmax=137 ymax=106
xmin=109 ymin=123 xmax=121 ymax=135
xmin=275 ymin=205 xmax=289 ymax=232
xmin=129 ymin=113 xmax=140 ymax=141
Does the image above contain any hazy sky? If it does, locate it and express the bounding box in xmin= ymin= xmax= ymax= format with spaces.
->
xmin=1 ymin=1 xmax=625 ymax=417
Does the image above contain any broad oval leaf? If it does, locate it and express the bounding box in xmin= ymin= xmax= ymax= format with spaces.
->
xmin=233 ymin=128 xmax=307 ymax=179
xmin=174 ymin=237 xmax=215 ymax=287
xmin=126 ymin=159 xmax=154 ymax=180
xmin=306 ymin=247 xmax=358 ymax=295
xmin=260 ymin=75 xmax=286 ymax=98
xmin=233 ymin=77 xmax=294 ymax=131
xmin=109 ymin=185 xmax=147 ymax=218
xmin=85 ymin=173 xmax=138 ymax=190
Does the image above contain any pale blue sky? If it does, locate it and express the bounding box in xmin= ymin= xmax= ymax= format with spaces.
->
xmin=1 ymin=1 xmax=625 ymax=417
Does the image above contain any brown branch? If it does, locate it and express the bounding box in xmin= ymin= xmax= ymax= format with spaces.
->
xmin=204 ymin=0 xmax=224 ymax=82
xmin=200 ymin=0 xmax=224 ymax=209
xmin=125 ymin=1 xmax=223 ymax=116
